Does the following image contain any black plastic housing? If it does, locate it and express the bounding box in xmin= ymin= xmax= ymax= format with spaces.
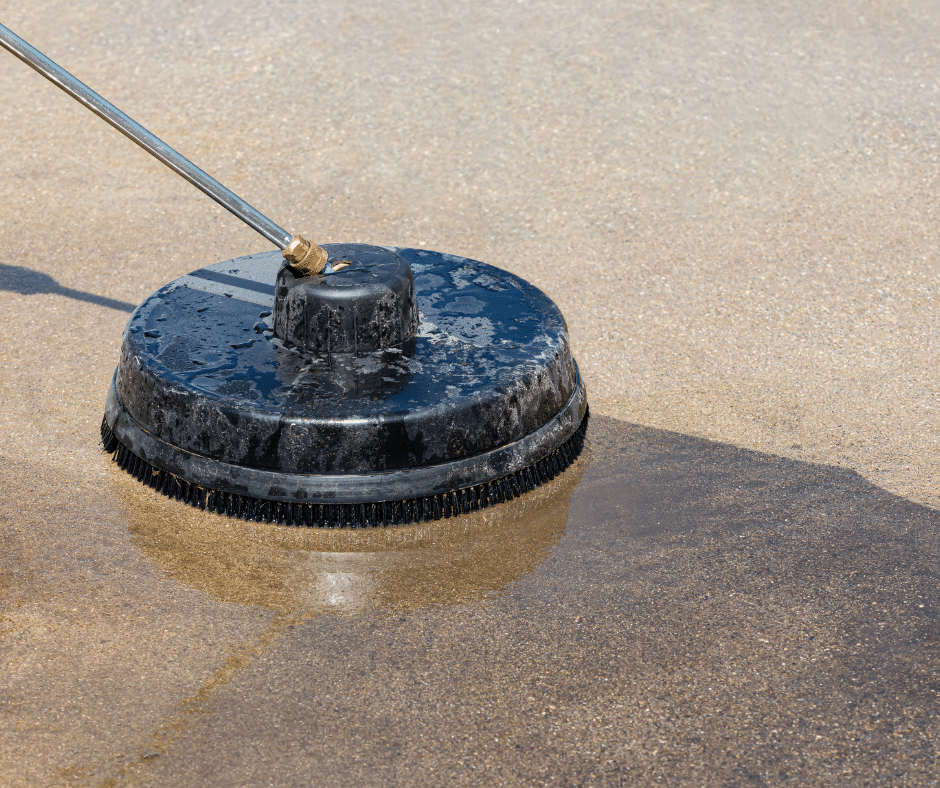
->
xmin=102 ymin=246 xmax=588 ymax=517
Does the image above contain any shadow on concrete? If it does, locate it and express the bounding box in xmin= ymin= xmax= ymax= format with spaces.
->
xmin=0 ymin=262 xmax=137 ymax=312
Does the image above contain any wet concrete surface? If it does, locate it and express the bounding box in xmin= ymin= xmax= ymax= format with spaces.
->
xmin=3 ymin=0 xmax=940 ymax=785
xmin=3 ymin=417 xmax=939 ymax=785
xmin=137 ymin=417 xmax=940 ymax=787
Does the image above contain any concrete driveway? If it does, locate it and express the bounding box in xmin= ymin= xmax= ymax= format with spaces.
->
xmin=1 ymin=1 xmax=938 ymax=785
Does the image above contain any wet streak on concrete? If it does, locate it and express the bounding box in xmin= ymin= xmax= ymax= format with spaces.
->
xmin=85 ymin=415 xmax=938 ymax=787
xmin=2 ymin=416 xmax=938 ymax=785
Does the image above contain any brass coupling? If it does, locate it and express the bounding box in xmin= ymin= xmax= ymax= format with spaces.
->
xmin=282 ymin=235 xmax=329 ymax=276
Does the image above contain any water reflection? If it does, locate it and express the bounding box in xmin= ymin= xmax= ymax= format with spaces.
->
xmin=110 ymin=456 xmax=586 ymax=614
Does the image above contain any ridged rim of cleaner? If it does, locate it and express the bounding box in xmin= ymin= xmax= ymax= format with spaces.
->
xmin=101 ymin=409 xmax=589 ymax=528
xmin=101 ymin=384 xmax=588 ymax=528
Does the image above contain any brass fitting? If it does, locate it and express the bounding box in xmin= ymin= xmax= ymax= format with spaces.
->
xmin=282 ymin=235 xmax=329 ymax=276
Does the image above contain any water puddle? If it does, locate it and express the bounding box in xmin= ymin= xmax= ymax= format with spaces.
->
xmin=111 ymin=450 xmax=586 ymax=614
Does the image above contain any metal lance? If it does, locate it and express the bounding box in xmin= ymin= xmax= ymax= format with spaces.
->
xmin=0 ymin=22 xmax=327 ymax=274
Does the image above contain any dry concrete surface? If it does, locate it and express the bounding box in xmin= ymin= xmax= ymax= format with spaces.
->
xmin=1 ymin=1 xmax=939 ymax=785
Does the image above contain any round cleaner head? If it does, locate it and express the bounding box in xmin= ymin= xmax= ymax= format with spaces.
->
xmin=102 ymin=244 xmax=588 ymax=526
